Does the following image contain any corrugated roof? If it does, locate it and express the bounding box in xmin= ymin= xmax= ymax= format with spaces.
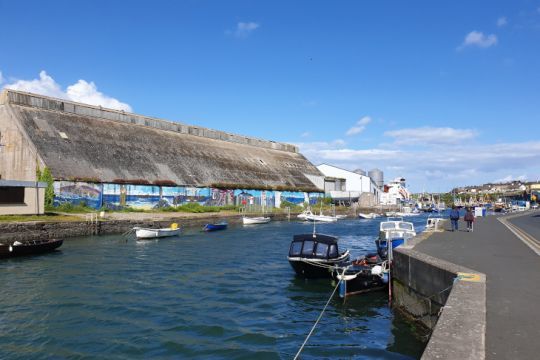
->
xmin=1 ymin=90 xmax=323 ymax=192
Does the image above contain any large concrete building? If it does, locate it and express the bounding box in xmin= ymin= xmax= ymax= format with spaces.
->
xmin=0 ymin=90 xmax=324 ymax=209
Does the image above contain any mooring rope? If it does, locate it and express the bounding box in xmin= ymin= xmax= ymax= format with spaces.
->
xmin=293 ymin=268 xmax=345 ymax=360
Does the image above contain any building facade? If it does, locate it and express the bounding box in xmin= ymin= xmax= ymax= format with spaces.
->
xmin=316 ymin=164 xmax=381 ymax=205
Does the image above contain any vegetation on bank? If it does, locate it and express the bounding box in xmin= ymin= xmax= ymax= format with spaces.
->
xmin=0 ymin=213 xmax=85 ymax=223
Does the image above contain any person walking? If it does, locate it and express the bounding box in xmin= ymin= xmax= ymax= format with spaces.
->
xmin=449 ymin=205 xmax=460 ymax=231
xmin=464 ymin=207 xmax=475 ymax=232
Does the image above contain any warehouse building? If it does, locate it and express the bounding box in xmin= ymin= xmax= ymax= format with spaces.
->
xmin=0 ymin=90 xmax=324 ymax=210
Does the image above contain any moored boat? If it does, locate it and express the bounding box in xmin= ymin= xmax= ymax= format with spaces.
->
xmin=297 ymin=210 xmax=338 ymax=223
xmin=375 ymin=217 xmax=416 ymax=258
xmin=135 ymin=223 xmax=181 ymax=239
xmin=203 ymin=222 xmax=228 ymax=232
xmin=332 ymin=254 xmax=389 ymax=297
xmin=358 ymin=212 xmax=380 ymax=219
xmin=288 ymin=233 xmax=350 ymax=278
xmin=0 ymin=239 xmax=63 ymax=258
xmin=242 ymin=216 xmax=271 ymax=225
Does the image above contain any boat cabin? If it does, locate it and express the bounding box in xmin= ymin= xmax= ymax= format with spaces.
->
xmin=288 ymin=234 xmax=341 ymax=260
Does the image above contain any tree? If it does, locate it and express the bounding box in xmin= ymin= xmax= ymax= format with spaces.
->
xmin=37 ymin=167 xmax=55 ymax=209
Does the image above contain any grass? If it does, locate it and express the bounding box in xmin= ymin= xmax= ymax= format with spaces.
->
xmin=0 ymin=213 xmax=84 ymax=223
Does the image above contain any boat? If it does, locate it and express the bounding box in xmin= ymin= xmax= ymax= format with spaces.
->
xmin=135 ymin=223 xmax=181 ymax=239
xmin=297 ymin=210 xmax=338 ymax=223
xmin=332 ymin=254 xmax=389 ymax=297
xmin=203 ymin=222 xmax=228 ymax=231
xmin=358 ymin=212 xmax=380 ymax=219
xmin=375 ymin=217 xmax=416 ymax=259
xmin=242 ymin=216 xmax=271 ymax=225
xmin=0 ymin=239 xmax=63 ymax=258
xmin=426 ymin=216 xmax=444 ymax=231
xmin=288 ymin=233 xmax=350 ymax=278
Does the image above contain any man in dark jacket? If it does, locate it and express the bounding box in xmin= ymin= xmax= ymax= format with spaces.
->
xmin=449 ymin=206 xmax=460 ymax=231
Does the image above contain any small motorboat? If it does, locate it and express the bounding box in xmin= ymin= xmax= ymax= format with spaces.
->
xmin=376 ymin=217 xmax=416 ymax=258
xmin=203 ymin=222 xmax=228 ymax=232
xmin=288 ymin=233 xmax=350 ymax=278
xmin=358 ymin=212 xmax=380 ymax=219
xmin=135 ymin=223 xmax=181 ymax=239
xmin=297 ymin=210 xmax=338 ymax=223
xmin=242 ymin=216 xmax=271 ymax=225
xmin=0 ymin=239 xmax=63 ymax=258
xmin=332 ymin=254 xmax=389 ymax=297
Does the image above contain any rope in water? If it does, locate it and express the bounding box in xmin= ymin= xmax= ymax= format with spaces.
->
xmin=293 ymin=268 xmax=345 ymax=360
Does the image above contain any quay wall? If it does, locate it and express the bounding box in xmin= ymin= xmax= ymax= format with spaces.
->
xmin=0 ymin=213 xmax=296 ymax=243
xmin=393 ymin=232 xmax=486 ymax=359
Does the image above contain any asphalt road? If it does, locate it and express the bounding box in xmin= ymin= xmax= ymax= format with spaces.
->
xmin=415 ymin=214 xmax=540 ymax=360
xmin=508 ymin=211 xmax=540 ymax=247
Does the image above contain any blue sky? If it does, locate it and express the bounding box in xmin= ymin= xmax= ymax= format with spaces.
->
xmin=1 ymin=0 xmax=540 ymax=192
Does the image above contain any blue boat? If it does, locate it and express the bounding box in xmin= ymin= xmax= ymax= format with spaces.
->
xmin=375 ymin=218 xmax=416 ymax=259
xmin=203 ymin=222 xmax=228 ymax=232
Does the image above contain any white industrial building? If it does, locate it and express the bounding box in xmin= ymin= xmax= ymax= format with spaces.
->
xmin=316 ymin=164 xmax=381 ymax=205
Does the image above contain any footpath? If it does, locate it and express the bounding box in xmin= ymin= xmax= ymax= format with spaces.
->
xmin=415 ymin=212 xmax=540 ymax=359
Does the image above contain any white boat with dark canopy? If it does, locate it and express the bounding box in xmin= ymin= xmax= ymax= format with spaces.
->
xmin=135 ymin=224 xmax=181 ymax=239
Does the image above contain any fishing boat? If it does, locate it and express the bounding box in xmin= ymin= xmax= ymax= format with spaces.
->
xmin=242 ymin=216 xmax=271 ymax=225
xmin=135 ymin=223 xmax=181 ymax=239
xmin=0 ymin=239 xmax=63 ymax=258
xmin=288 ymin=233 xmax=350 ymax=278
xmin=358 ymin=212 xmax=380 ymax=219
xmin=203 ymin=222 xmax=228 ymax=232
xmin=375 ymin=217 xmax=416 ymax=259
xmin=332 ymin=254 xmax=389 ymax=297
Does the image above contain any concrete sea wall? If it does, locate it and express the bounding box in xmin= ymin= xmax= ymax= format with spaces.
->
xmin=393 ymin=231 xmax=486 ymax=359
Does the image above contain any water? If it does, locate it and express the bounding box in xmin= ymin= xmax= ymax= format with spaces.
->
xmin=0 ymin=216 xmax=430 ymax=359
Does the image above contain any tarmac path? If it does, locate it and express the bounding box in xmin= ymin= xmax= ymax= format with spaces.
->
xmin=415 ymin=213 xmax=540 ymax=359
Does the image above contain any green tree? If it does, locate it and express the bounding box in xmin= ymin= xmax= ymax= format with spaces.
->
xmin=37 ymin=167 xmax=55 ymax=209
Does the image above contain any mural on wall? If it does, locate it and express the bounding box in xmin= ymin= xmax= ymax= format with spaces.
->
xmin=53 ymin=181 xmax=102 ymax=209
xmin=54 ymin=181 xmax=325 ymax=210
xmin=233 ymin=189 xmax=276 ymax=208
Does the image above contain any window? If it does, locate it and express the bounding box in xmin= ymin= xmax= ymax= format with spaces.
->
xmin=315 ymin=243 xmax=329 ymax=258
xmin=0 ymin=187 xmax=25 ymax=204
xmin=301 ymin=241 xmax=314 ymax=256
xmin=289 ymin=241 xmax=302 ymax=256
xmin=328 ymin=244 xmax=338 ymax=258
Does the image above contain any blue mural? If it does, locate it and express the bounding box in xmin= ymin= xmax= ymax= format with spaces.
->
xmin=54 ymin=181 xmax=102 ymax=209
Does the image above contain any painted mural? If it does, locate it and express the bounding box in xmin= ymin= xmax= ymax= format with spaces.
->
xmin=53 ymin=181 xmax=102 ymax=209
xmin=53 ymin=181 xmax=324 ymax=210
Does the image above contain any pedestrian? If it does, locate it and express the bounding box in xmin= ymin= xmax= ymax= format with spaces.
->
xmin=449 ymin=205 xmax=460 ymax=231
xmin=464 ymin=207 xmax=475 ymax=232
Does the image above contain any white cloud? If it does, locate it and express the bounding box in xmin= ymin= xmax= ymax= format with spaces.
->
xmin=230 ymin=22 xmax=260 ymax=38
xmin=497 ymin=17 xmax=507 ymax=27
xmin=384 ymin=127 xmax=478 ymax=145
xmin=296 ymin=137 xmax=540 ymax=192
xmin=3 ymin=71 xmax=132 ymax=111
xmin=300 ymin=131 xmax=311 ymax=138
xmin=459 ymin=31 xmax=498 ymax=49
xmin=346 ymin=116 xmax=372 ymax=136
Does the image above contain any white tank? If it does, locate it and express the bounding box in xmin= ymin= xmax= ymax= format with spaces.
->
xmin=368 ymin=168 xmax=384 ymax=188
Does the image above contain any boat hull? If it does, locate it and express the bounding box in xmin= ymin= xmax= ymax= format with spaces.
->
xmin=334 ymin=268 xmax=388 ymax=296
xmin=203 ymin=223 xmax=228 ymax=232
xmin=242 ymin=217 xmax=271 ymax=225
xmin=288 ymin=252 xmax=350 ymax=279
xmin=0 ymin=239 xmax=63 ymax=258
xmin=135 ymin=228 xmax=181 ymax=239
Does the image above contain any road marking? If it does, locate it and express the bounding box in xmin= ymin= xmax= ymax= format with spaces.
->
xmin=498 ymin=215 xmax=540 ymax=256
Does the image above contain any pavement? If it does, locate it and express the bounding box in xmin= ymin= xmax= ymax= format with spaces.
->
xmin=414 ymin=212 xmax=540 ymax=360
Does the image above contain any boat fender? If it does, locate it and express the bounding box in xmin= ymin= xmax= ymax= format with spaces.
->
xmin=339 ymin=279 xmax=347 ymax=298
xmin=9 ymin=245 xmax=13 ymax=252
xmin=171 ymin=223 xmax=178 ymax=230
xmin=382 ymin=273 xmax=389 ymax=284
xmin=371 ymin=265 xmax=383 ymax=276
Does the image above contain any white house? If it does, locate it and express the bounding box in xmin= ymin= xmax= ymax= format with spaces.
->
xmin=316 ymin=164 xmax=381 ymax=205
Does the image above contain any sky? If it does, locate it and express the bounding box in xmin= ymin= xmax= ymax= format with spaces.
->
xmin=1 ymin=0 xmax=539 ymax=192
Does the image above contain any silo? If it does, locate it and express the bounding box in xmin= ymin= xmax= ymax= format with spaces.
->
xmin=368 ymin=168 xmax=384 ymax=188
xmin=353 ymin=169 xmax=366 ymax=176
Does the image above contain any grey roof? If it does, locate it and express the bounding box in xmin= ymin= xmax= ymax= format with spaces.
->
xmin=1 ymin=90 xmax=323 ymax=192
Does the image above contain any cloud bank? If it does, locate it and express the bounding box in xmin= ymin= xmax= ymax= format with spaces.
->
xmin=2 ymin=71 xmax=132 ymax=112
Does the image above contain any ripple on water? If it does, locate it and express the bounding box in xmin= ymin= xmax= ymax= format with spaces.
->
xmin=0 ymin=218 xmax=429 ymax=359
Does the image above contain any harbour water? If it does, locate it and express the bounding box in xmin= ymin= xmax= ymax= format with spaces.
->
xmin=0 ymin=217 xmax=430 ymax=359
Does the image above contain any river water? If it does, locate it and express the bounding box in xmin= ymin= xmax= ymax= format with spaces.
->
xmin=0 ymin=216 xmax=430 ymax=359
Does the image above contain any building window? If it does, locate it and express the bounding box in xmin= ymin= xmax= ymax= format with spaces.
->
xmin=0 ymin=187 xmax=25 ymax=204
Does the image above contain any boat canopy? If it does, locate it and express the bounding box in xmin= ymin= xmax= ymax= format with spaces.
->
xmin=289 ymin=234 xmax=340 ymax=259
xmin=380 ymin=221 xmax=414 ymax=232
